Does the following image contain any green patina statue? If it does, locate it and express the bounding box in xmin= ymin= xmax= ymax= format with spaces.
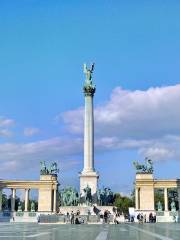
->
xmin=83 ymin=185 xmax=92 ymax=205
xmin=157 ymin=201 xmax=163 ymax=211
xmin=31 ymin=201 xmax=35 ymax=212
xmin=83 ymin=63 xmax=96 ymax=96
xmin=17 ymin=202 xmax=22 ymax=212
xmin=61 ymin=187 xmax=79 ymax=206
xmin=40 ymin=161 xmax=59 ymax=175
xmin=171 ymin=199 xmax=176 ymax=212
xmin=133 ymin=157 xmax=153 ymax=174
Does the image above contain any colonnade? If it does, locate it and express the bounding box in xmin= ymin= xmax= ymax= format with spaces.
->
xmin=0 ymin=188 xmax=31 ymax=212
xmin=136 ymin=187 xmax=180 ymax=211
xmin=0 ymin=174 xmax=59 ymax=213
xmin=163 ymin=187 xmax=180 ymax=211
xmin=0 ymin=188 xmax=58 ymax=212
xmin=135 ymin=173 xmax=180 ymax=212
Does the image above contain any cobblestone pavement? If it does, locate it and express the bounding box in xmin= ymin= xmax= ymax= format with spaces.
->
xmin=0 ymin=223 xmax=179 ymax=239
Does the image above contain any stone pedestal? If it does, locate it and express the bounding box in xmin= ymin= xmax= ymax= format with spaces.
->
xmin=38 ymin=174 xmax=58 ymax=212
xmin=135 ymin=173 xmax=154 ymax=211
xmin=79 ymin=172 xmax=99 ymax=195
xmin=59 ymin=205 xmax=114 ymax=215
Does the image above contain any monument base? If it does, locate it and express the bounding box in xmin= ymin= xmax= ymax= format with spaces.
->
xmin=79 ymin=171 xmax=99 ymax=195
xmin=59 ymin=206 xmax=115 ymax=216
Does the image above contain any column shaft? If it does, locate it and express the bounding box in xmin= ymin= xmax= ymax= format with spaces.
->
xmin=83 ymin=95 xmax=94 ymax=172
xmin=11 ymin=189 xmax=16 ymax=211
xmin=164 ymin=188 xmax=168 ymax=211
xmin=25 ymin=189 xmax=29 ymax=211
xmin=53 ymin=189 xmax=57 ymax=212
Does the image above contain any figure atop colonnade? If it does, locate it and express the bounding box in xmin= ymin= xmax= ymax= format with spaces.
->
xmin=40 ymin=161 xmax=59 ymax=175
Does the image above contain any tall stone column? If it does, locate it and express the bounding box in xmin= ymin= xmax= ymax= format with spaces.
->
xmin=25 ymin=189 xmax=29 ymax=211
xmin=11 ymin=188 xmax=16 ymax=211
xmin=164 ymin=188 xmax=168 ymax=211
xmin=80 ymin=63 xmax=99 ymax=195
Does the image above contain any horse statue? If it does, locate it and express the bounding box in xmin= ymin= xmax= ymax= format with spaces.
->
xmin=50 ymin=162 xmax=59 ymax=175
xmin=97 ymin=187 xmax=114 ymax=206
xmin=83 ymin=185 xmax=92 ymax=205
xmin=133 ymin=157 xmax=153 ymax=174
xmin=40 ymin=161 xmax=49 ymax=175
xmin=61 ymin=187 xmax=79 ymax=206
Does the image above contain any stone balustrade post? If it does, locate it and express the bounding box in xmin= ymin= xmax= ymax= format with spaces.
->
xmin=164 ymin=188 xmax=168 ymax=211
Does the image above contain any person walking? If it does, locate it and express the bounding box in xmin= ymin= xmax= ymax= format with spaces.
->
xmin=70 ymin=211 xmax=74 ymax=224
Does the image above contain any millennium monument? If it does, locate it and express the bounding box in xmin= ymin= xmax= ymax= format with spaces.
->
xmin=60 ymin=64 xmax=114 ymax=215
xmin=79 ymin=63 xmax=99 ymax=196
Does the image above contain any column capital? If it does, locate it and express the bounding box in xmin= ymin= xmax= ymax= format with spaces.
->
xmin=83 ymin=85 xmax=96 ymax=97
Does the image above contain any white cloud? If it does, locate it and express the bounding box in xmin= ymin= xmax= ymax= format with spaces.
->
xmin=60 ymin=84 xmax=180 ymax=161
xmin=0 ymin=117 xmax=15 ymax=127
xmin=0 ymin=137 xmax=82 ymax=175
xmin=24 ymin=127 xmax=40 ymax=137
xmin=0 ymin=129 xmax=13 ymax=137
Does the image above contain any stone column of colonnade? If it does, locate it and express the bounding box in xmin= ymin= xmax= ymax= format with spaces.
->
xmin=24 ymin=189 xmax=30 ymax=211
xmin=164 ymin=188 xmax=168 ymax=211
xmin=11 ymin=188 xmax=16 ymax=211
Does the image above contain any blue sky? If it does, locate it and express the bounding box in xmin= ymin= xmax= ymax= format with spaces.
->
xmin=0 ymin=1 xmax=180 ymax=196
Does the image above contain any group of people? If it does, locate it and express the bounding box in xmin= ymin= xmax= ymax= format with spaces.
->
xmin=113 ymin=213 xmax=123 ymax=224
xmin=66 ymin=210 xmax=83 ymax=224
xmin=99 ymin=210 xmax=111 ymax=223
xmin=137 ymin=212 xmax=156 ymax=223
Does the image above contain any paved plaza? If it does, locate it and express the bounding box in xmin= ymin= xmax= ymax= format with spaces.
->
xmin=0 ymin=223 xmax=179 ymax=240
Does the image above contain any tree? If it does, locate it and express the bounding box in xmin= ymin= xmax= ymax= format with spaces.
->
xmin=113 ymin=193 xmax=134 ymax=214
xmin=154 ymin=188 xmax=164 ymax=210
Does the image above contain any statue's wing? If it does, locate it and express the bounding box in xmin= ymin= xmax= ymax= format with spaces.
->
xmin=91 ymin=63 xmax=95 ymax=72
xmin=83 ymin=63 xmax=87 ymax=73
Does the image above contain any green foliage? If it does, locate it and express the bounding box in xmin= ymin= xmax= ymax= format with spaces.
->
xmin=168 ymin=188 xmax=179 ymax=210
xmin=2 ymin=193 xmax=8 ymax=209
xmin=1 ymin=192 xmax=38 ymax=211
xmin=154 ymin=189 xmax=164 ymax=210
xmin=113 ymin=193 xmax=134 ymax=214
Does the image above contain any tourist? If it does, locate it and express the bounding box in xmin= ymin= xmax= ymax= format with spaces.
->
xmin=70 ymin=211 xmax=74 ymax=224
xmin=100 ymin=214 xmax=104 ymax=223
xmin=104 ymin=210 xmax=108 ymax=223
xmin=66 ymin=212 xmax=70 ymax=223
xmin=153 ymin=213 xmax=156 ymax=223
xmin=76 ymin=209 xmax=80 ymax=216
xmin=75 ymin=217 xmax=80 ymax=224
xmin=114 ymin=214 xmax=119 ymax=224
xmin=137 ymin=213 xmax=140 ymax=223
xmin=149 ymin=212 xmax=153 ymax=223
xmin=143 ymin=214 xmax=146 ymax=223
